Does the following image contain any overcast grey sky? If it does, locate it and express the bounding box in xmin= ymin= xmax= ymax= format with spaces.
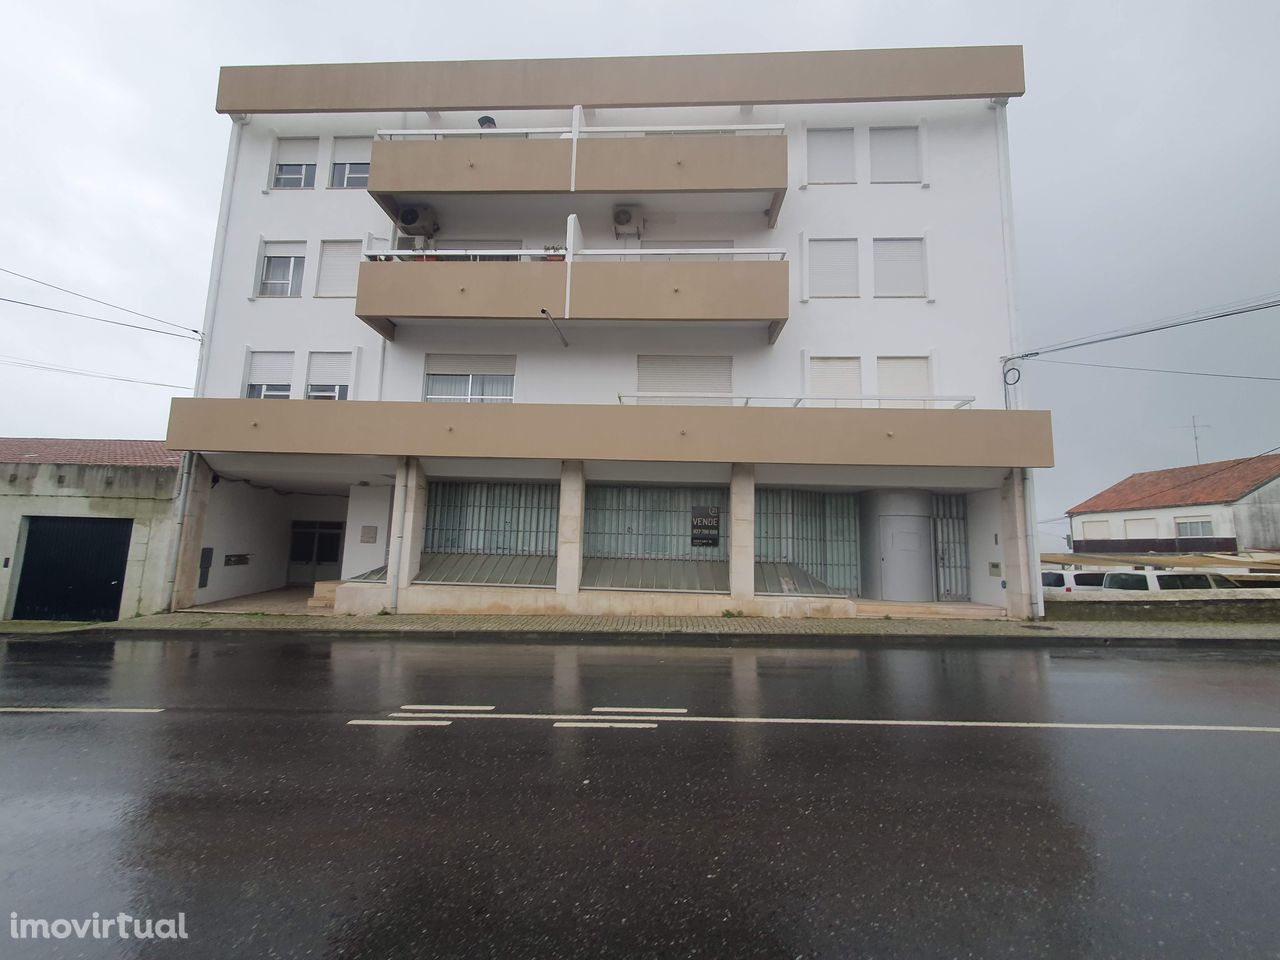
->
xmin=2 ymin=0 xmax=1277 ymax=531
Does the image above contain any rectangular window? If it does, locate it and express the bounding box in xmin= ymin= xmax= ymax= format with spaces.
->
xmin=315 ymin=241 xmax=362 ymax=297
xmin=1175 ymin=517 xmax=1214 ymax=537
xmin=1080 ymin=520 xmax=1111 ymax=540
xmin=273 ymin=138 xmax=318 ymax=189
xmin=869 ymin=127 xmax=921 ymax=183
xmin=808 ymin=356 xmax=862 ymax=407
xmin=424 ymin=355 xmax=516 ymax=403
xmin=258 ymin=242 xmax=305 ymax=297
xmin=807 ymin=239 xmax=859 ymax=298
xmin=876 ymin=356 xmax=930 ymax=409
xmin=806 ymin=128 xmax=856 ymax=184
xmin=306 ymin=352 xmax=353 ymax=400
xmin=329 ymin=138 xmax=371 ymax=188
xmin=873 ymin=238 xmax=926 ymax=297
xmin=636 ymin=355 xmax=733 ymax=405
xmin=246 ymin=351 xmax=293 ymax=399
xmin=1123 ymin=518 xmax=1158 ymax=539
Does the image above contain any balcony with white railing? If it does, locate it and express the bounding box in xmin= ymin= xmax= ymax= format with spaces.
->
xmin=367 ymin=110 xmax=788 ymax=225
xmin=355 ymin=216 xmax=790 ymax=342
xmin=616 ymin=394 xmax=977 ymax=409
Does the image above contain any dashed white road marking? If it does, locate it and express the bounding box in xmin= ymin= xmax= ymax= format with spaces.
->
xmin=0 ymin=707 xmax=164 ymax=714
xmin=400 ymin=705 xmax=495 ymax=712
xmin=348 ymin=719 xmax=452 ymax=727
xmin=554 ymin=721 xmax=658 ymax=730
xmin=377 ymin=711 xmax=1280 ymax=735
xmin=592 ymin=707 xmax=688 ymax=714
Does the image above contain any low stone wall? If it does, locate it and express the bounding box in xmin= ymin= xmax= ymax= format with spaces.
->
xmin=1046 ymin=593 xmax=1280 ymax=623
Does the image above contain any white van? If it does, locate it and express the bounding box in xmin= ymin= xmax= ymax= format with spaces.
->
xmin=1100 ymin=571 xmax=1238 ymax=592
xmin=1041 ymin=571 xmax=1106 ymax=595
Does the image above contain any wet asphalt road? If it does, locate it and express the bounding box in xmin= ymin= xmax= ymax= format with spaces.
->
xmin=1 ymin=635 xmax=1279 ymax=959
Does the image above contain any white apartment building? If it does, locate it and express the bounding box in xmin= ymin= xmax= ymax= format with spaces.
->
xmin=165 ymin=46 xmax=1053 ymax=618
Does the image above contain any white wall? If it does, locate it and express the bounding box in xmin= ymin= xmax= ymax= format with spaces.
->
xmin=1069 ymin=503 xmax=1236 ymax=543
xmin=341 ymin=484 xmax=393 ymax=579
xmin=0 ymin=464 xmax=180 ymax=619
xmin=1233 ymin=477 xmax=1280 ymax=550
xmin=966 ymin=488 xmax=1006 ymax=607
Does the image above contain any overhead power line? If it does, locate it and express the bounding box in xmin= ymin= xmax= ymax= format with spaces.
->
xmin=0 ymin=265 xmax=202 ymax=336
xmin=0 ymin=354 xmax=193 ymax=390
xmin=1007 ymin=293 xmax=1280 ymax=362
xmin=1026 ymin=357 xmax=1280 ymax=383
xmin=0 ymin=297 xmax=202 ymax=342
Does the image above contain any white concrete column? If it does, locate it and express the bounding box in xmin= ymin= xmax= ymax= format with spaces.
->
xmin=397 ymin=459 xmax=428 ymax=590
xmin=729 ymin=462 xmax=756 ymax=601
xmin=556 ymin=460 xmax=585 ymax=595
xmin=1001 ymin=468 xmax=1033 ymax=619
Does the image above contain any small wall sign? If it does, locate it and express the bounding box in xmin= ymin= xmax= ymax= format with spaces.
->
xmin=360 ymin=525 xmax=378 ymax=544
xmin=691 ymin=506 xmax=720 ymax=547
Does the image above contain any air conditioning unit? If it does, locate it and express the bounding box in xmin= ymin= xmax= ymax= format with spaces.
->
xmin=612 ymin=204 xmax=643 ymax=239
xmin=397 ymin=205 xmax=439 ymax=237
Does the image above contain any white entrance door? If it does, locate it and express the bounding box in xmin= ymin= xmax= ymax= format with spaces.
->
xmin=879 ymin=515 xmax=934 ymax=601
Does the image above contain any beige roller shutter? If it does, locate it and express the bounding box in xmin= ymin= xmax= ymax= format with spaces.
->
xmin=869 ymin=127 xmax=921 ymax=182
xmin=636 ymin=355 xmax=732 ymax=404
xmin=247 ymin=351 xmax=294 ymax=384
xmin=331 ymin=137 xmax=371 ymax=163
xmin=307 ymin=351 xmax=353 ymax=386
xmin=806 ymin=128 xmax=855 ymax=183
xmin=873 ymin=238 xmax=926 ymax=297
xmin=425 ymin=355 xmax=517 ymax=376
xmin=876 ymin=356 xmax=930 ymax=408
xmin=809 ymin=356 xmax=862 ymax=407
xmin=275 ymin=138 xmax=317 ymax=164
xmin=316 ymin=241 xmax=362 ymax=297
xmin=808 ymin=239 xmax=859 ymax=297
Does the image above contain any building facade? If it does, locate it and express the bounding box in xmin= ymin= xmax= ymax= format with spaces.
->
xmin=165 ymin=46 xmax=1053 ymax=618
xmin=1068 ymin=454 xmax=1280 ymax=555
xmin=0 ymin=440 xmax=182 ymax=621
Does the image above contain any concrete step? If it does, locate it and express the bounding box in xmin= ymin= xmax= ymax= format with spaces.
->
xmin=306 ymin=596 xmax=335 ymax=609
xmin=311 ymin=580 xmax=340 ymax=600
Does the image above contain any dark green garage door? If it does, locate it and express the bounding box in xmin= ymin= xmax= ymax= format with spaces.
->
xmin=13 ymin=517 xmax=134 ymax=621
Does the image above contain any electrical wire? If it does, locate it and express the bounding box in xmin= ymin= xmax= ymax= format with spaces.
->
xmin=1073 ymin=442 xmax=1280 ymax=514
xmin=0 ymin=297 xmax=202 ymax=342
xmin=0 ymin=354 xmax=193 ymax=390
xmin=1026 ymin=357 xmax=1280 ymax=383
xmin=0 ymin=265 xmax=201 ymax=335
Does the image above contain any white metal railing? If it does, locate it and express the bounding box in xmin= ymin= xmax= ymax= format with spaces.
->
xmin=616 ymin=393 xmax=977 ymax=409
xmin=376 ymin=123 xmax=783 ymax=141
xmin=363 ymin=247 xmax=785 ymax=263
xmin=575 ymin=248 xmax=786 ymax=262
xmin=363 ymin=248 xmax=545 ymax=262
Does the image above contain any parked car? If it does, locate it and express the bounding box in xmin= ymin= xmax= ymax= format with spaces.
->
xmin=1041 ymin=570 xmax=1106 ymax=594
xmin=1100 ymin=571 xmax=1239 ymax=591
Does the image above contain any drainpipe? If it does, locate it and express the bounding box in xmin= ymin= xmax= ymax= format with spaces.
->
xmin=384 ymin=457 xmax=409 ymax=613
xmin=1023 ymin=467 xmax=1045 ymax=618
xmin=194 ymin=114 xmax=249 ymax=397
xmin=163 ymin=451 xmax=196 ymax=611
xmin=992 ymin=98 xmax=1021 ymax=411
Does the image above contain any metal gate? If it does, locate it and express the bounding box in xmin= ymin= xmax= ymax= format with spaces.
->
xmin=12 ymin=516 xmax=134 ymax=621
xmin=424 ymin=481 xmax=559 ymax=556
xmin=932 ymin=494 xmax=970 ymax=601
xmin=755 ymin=489 xmax=859 ymax=596
xmin=584 ymin=485 xmax=729 ymax=560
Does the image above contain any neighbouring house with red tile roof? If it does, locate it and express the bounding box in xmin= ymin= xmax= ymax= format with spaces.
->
xmin=1 ymin=439 xmax=184 ymax=621
xmin=1066 ymin=454 xmax=1280 ymax=554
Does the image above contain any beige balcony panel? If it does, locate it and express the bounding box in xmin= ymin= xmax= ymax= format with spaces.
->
xmin=570 ymin=261 xmax=788 ymax=322
xmin=368 ymin=138 xmax=572 ymax=194
xmin=167 ymin=399 xmax=1054 ymax=470
xmin=574 ymin=135 xmax=787 ymax=193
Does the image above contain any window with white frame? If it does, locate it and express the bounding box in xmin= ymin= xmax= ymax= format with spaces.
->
xmin=876 ymin=356 xmax=930 ymax=408
xmin=808 ymin=356 xmax=863 ymax=407
xmin=1080 ymin=520 xmax=1111 ymax=540
xmin=329 ymin=138 xmax=371 ymax=189
xmin=305 ymin=352 xmax=353 ymax=400
xmin=806 ymin=128 xmax=856 ymax=184
xmin=873 ymin=238 xmax=926 ymax=297
xmin=807 ymin=239 xmax=859 ymax=297
xmin=869 ymin=127 xmax=921 ymax=183
xmin=424 ymin=355 xmax=516 ymax=403
xmin=1175 ymin=517 xmax=1214 ymax=538
xmin=636 ymin=355 xmax=733 ymax=405
xmin=245 ymin=351 xmax=293 ymax=399
xmin=315 ymin=241 xmax=362 ymax=297
xmin=272 ymin=138 xmax=318 ymax=189
xmin=258 ymin=242 xmax=305 ymax=297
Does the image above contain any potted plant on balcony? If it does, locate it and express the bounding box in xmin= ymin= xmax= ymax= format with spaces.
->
xmin=543 ymin=244 xmax=566 ymax=262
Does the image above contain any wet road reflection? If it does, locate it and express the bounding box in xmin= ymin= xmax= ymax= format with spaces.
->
xmin=0 ymin=634 xmax=1278 ymax=958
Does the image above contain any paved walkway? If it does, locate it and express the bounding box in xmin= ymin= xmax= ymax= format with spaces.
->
xmin=3 ymin=610 xmax=1277 ymax=642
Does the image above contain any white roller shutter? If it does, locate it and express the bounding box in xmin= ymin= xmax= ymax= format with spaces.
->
xmin=869 ymin=127 xmax=921 ymax=182
xmin=809 ymin=356 xmax=862 ymax=407
xmin=808 ymin=239 xmax=859 ymax=297
xmin=316 ymin=241 xmax=362 ymax=297
xmin=876 ymin=357 xmax=930 ymax=408
xmin=263 ymin=241 xmax=306 ymax=259
xmin=873 ymin=238 xmax=926 ymax=297
xmin=425 ymin=354 xmax=517 ymax=376
xmin=331 ymin=137 xmax=371 ymax=163
xmin=247 ymin=351 xmax=294 ymax=384
xmin=806 ymin=129 xmax=856 ymax=183
xmin=307 ymin=351 xmax=353 ymax=385
xmin=637 ymin=355 xmax=732 ymax=404
xmin=1081 ymin=520 xmax=1111 ymax=540
xmin=275 ymin=138 xmax=317 ymax=164
xmin=1124 ymin=518 xmax=1158 ymax=539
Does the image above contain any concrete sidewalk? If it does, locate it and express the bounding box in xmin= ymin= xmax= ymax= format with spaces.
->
xmin=2 ymin=610 xmax=1277 ymax=643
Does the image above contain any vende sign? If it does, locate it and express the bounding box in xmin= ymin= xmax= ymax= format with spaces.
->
xmin=691 ymin=506 xmax=720 ymax=547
